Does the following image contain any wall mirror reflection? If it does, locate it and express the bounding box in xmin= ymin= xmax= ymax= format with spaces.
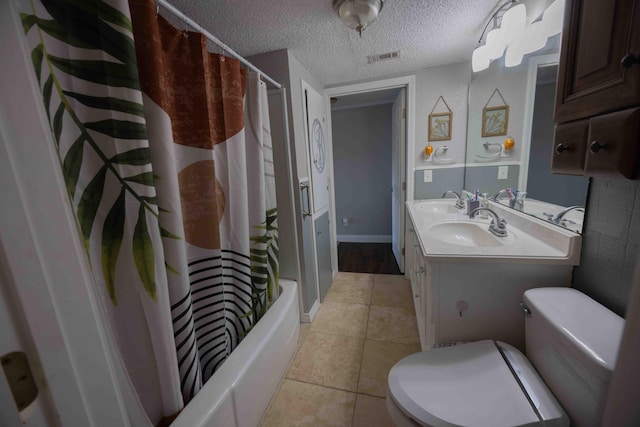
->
xmin=464 ymin=52 xmax=589 ymax=233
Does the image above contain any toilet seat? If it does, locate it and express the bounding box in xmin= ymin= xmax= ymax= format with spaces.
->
xmin=387 ymin=340 xmax=568 ymax=427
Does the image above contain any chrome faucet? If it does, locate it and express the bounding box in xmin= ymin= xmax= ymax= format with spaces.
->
xmin=442 ymin=191 xmax=465 ymax=210
xmin=471 ymin=207 xmax=508 ymax=237
xmin=553 ymin=206 xmax=584 ymax=225
xmin=490 ymin=189 xmax=509 ymax=201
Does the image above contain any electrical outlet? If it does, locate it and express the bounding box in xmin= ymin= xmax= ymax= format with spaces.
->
xmin=342 ymin=218 xmax=348 ymax=226
xmin=498 ymin=166 xmax=508 ymax=180
xmin=423 ymin=169 xmax=433 ymax=183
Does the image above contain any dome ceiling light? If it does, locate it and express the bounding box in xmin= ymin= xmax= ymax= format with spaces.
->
xmin=333 ymin=0 xmax=384 ymax=37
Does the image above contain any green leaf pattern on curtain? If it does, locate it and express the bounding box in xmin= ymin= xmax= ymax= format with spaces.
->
xmin=18 ymin=0 xmax=280 ymax=414
xmin=20 ymin=0 xmax=160 ymax=304
xmin=250 ymin=207 xmax=279 ymax=321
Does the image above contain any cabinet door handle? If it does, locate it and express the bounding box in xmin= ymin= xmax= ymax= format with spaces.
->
xmin=589 ymin=140 xmax=608 ymax=154
xmin=621 ymin=53 xmax=640 ymax=68
xmin=555 ymin=143 xmax=570 ymax=154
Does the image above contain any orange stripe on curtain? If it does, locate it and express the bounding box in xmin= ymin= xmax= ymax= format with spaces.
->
xmin=130 ymin=0 xmax=246 ymax=149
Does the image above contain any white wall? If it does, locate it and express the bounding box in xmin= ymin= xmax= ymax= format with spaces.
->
xmin=413 ymin=61 xmax=472 ymax=170
xmin=467 ymin=56 xmax=529 ymax=164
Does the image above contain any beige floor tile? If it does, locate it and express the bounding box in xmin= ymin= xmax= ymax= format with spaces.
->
xmin=261 ymin=379 xmax=356 ymax=427
xmin=333 ymin=272 xmax=374 ymax=283
xmin=352 ymin=394 xmax=396 ymax=427
xmin=371 ymin=280 xmax=413 ymax=309
xmin=287 ymin=331 xmax=364 ymax=391
xmin=324 ymin=279 xmax=373 ymax=305
xmin=373 ymin=274 xmax=408 ymax=283
xmin=357 ymin=340 xmax=421 ymax=397
xmin=311 ymin=301 xmax=369 ymax=338
xmin=367 ymin=305 xmax=420 ymax=344
xmin=298 ymin=323 xmax=311 ymax=346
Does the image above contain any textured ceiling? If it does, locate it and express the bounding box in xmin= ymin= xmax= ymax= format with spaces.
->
xmin=163 ymin=0 xmax=503 ymax=86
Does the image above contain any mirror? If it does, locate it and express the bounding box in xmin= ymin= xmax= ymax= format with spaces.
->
xmin=464 ymin=52 xmax=589 ymax=233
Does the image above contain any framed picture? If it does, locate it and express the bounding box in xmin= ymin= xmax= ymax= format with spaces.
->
xmin=428 ymin=112 xmax=452 ymax=141
xmin=482 ymin=105 xmax=509 ymax=137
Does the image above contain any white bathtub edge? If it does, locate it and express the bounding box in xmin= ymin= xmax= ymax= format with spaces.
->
xmin=171 ymin=279 xmax=299 ymax=427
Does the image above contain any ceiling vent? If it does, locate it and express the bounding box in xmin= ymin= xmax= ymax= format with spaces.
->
xmin=367 ymin=50 xmax=400 ymax=64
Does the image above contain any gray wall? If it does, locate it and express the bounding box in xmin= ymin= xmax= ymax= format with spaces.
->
xmin=332 ymin=104 xmax=392 ymax=238
xmin=573 ymin=178 xmax=640 ymax=317
xmin=527 ymin=82 xmax=589 ymax=206
xmin=464 ymin=165 xmax=520 ymax=196
xmin=414 ymin=167 xmax=465 ymax=199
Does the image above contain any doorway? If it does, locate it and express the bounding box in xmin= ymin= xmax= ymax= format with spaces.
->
xmin=325 ymin=76 xmax=416 ymax=275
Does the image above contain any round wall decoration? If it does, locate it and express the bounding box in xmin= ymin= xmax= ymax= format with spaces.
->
xmin=311 ymin=118 xmax=325 ymax=173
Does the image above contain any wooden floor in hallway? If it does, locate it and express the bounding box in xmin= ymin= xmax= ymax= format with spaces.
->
xmin=259 ymin=272 xmax=419 ymax=426
xmin=337 ymin=242 xmax=402 ymax=275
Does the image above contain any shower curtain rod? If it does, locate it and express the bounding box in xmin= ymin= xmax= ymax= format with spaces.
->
xmin=156 ymin=0 xmax=283 ymax=89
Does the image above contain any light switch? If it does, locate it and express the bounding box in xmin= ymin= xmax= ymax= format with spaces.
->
xmin=498 ymin=166 xmax=508 ymax=180
xmin=423 ymin=169 xmax=433 ymax=183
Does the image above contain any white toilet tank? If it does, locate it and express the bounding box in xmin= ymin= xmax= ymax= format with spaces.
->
xmin=523 ymin=288 xmax=624 ymax=427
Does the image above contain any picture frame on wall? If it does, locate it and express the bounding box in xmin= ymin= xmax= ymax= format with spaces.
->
xmin=428 ymin=111 xmax=452 ymax=141
xmin=428 ymin=95 xmax=453 ymax=141
xmin=481 ymin=105 xmax=509 ymax=137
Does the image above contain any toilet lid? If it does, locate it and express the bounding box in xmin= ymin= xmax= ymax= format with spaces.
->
xmin=388 ymin=340 xmax=547 ymax=427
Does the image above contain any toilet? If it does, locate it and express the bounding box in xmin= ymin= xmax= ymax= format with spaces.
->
xmin=386 ymin=288 xmax=624 ymax=427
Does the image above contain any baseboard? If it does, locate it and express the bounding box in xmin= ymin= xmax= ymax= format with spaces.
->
xmin=300 ymin=299 xmax=320 ymax=323
xmin=337 ymin=234 xmax=392 ymax=243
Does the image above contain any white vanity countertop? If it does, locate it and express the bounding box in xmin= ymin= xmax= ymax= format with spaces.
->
xmin=407 ymin=199 xmax=582 ymax=265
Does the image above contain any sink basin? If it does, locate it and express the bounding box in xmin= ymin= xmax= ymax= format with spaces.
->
xmin=427 ymin=221 xmax=506 ymax=247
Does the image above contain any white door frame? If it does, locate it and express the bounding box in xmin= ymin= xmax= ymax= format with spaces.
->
xmin=325 ymin=76 xmax=416 ymax=273
xmin=519 ymin=53 xmax=560 ymax=191
xmin=391 ymin=89 xmax=406 ymax=272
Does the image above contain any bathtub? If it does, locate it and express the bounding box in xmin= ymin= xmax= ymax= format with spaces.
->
xmin=171 ymin=279 xmax=300 ymax=427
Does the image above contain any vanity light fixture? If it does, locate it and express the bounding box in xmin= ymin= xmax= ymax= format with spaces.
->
xmin=472 ymin=1 xmax=526 ymax=72
xmin=472 ymin=0 xmax=564 ymax=72
xmin=505 ymin=0 xmax=564 ymax=67
xmin=333 ymin=0 xmax=384 ymax=37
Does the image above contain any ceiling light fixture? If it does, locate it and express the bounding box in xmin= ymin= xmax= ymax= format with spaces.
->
xmin=333 ymin=0 xmax=384 ymax=37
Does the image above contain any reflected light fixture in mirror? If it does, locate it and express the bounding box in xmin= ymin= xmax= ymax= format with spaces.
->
xmin=473 ymin=0 xmax=565 ymax=72
xmin=333 ymin=0 xmax=384 ymax=37
xmin=506 ymin=0 xmax=564 ymax=67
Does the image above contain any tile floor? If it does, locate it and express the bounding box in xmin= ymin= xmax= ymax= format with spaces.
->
xmin=260 ymin=272 xmax=421 ymax=426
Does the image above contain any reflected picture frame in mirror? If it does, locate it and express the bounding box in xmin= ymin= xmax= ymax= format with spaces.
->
xmin=482 ymin=105 xmax=509 ymax=137
xmin=464 ymin=51 xmax=589 ymax=234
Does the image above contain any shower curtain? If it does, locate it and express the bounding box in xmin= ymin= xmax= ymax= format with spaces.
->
xmin=18 ymin=0 xmax=279 ymax=422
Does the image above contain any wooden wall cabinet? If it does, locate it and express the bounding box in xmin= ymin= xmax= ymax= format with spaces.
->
xmin=552 ymin=0 xmax=640 ymax=178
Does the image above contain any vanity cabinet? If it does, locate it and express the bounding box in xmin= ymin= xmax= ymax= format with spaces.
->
xmin=552 ymin=108 xmax=640 ymax=178
xmin=409 ymin=251 xmax=573 ymax=352
xmin=405 ymin=210 xmax=575 ymax=352
xmin=552 ymin=0 xmax=640 ymax=178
